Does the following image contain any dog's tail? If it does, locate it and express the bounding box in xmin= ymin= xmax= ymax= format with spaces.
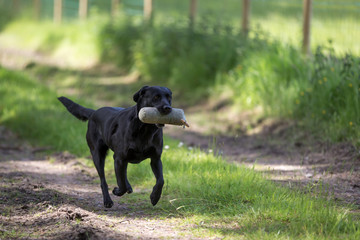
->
xmin=58 ymin=96 xmax=95 ymax=121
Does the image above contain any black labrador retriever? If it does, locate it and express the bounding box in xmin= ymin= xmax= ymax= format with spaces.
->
xmin=58 ymin=86 xmax=172 ymax=208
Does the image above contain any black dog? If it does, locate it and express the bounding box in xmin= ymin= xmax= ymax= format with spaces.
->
xmin=58 ymin=86 xmax=172 ymax=208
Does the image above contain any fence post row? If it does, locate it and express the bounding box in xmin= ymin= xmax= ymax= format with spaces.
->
xmin=111 ymin=0 xmax=120 ymax=18
xmin=37 ymin=0 xmax=313 ymax=54
xmin=54 ymin=0 xmax=62 ymax=23
xmin=302 ymin=0 xmax=312 ymax=55
xmin=189 ymin=0 xmax=197 ymax=28
xmin=33 ymin=0 xmax=40 ymax=20
xmin=79 ymin=0 xmax=88 ymax=19
xmin=242 ymin=0 xmax=250 ymax=36
xmin=144 ymin=0 xmax=152 ymax=20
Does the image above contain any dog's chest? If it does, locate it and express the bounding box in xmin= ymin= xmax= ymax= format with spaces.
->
xmin=125 ymin=147 xmax=157 ymax=163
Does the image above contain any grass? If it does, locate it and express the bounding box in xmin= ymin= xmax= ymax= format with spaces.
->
xmin=0 ymin=67 xmax=90 ymax=156
xmin=0 ymin=17 xmax=105 ymax=68
xmin=97 ymin=16 xmax=360 ymax=144
xmin=153 ymin=0 xmax=360 ymax=56
xmin=1 ymin=66 xmax=360 ymax=239
xmin=2 ymin=14 xmax=359 ymax=144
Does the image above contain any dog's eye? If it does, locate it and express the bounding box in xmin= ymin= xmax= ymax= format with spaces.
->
xmin=166 ymin=94 xmax=171 ymax=101
xmin=153 ymin=95 xmax=160 ymax=101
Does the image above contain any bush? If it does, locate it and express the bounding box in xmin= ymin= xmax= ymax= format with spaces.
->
xmin=98 ymin=17 xmax=360 ymax=144
xmin=99 ymin=16 xmax=144 ymax=71
xmin=99 ymin=17 xmax=240 ymax=96
xmin=294 ymin=47 xmax=360 ymax=142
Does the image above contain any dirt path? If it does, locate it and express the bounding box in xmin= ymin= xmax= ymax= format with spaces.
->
xmin=0 ymin=126 xmax=201 ymax=240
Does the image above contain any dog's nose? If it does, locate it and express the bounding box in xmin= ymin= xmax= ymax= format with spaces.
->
xmin=163 ymin=105 xmax=172 ymax=114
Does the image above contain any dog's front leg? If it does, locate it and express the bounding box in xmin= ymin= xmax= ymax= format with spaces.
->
xmin=113 ymin=157 xmax=133 ymax=197
xmin=150 ymin=156 xmax=164 ymax=206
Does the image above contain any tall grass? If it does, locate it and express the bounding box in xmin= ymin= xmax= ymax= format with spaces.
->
xmin=0 ymin=67 xmax=90 ymax=155
xmin=295 ymin=47 xmax=360 ymax=143
xmin=159 ymin=147 xmax=360 ymax=239
xmin=98 ymin=16 xmax=360 ymax=144
xmin=99 ymin=17 xmax=239 ymax=99
xmin=1 ymin=67 xmax=359 ymax=239
xmin=1 ymin=14 xmax=359 ymax=144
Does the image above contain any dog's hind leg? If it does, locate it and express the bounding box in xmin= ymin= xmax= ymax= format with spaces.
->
xmin=91 ymin=145 xmax=113 ymax=208
xmin=87 ymin=125 xmax=113 ymax=208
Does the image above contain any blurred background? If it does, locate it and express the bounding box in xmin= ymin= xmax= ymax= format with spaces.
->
xmin=1 ymin=0 xmax=359 ymax=54
xmin=0 ymin=0 xmax=360 ymax=145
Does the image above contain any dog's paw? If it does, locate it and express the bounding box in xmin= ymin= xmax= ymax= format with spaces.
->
xmin=112 ymin=187 xmax=127 ymax=197
xmin=150 ymin=192 xmax=161 ymax=206
xmin=150 ymin=182 xmax=164 ymax=206
xmin=104 ymin=199 xmax=114 ymax=208
xmin=126 ymin=182 xmax=133 ymax=194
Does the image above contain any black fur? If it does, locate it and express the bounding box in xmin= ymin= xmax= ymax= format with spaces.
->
xmin=58 ymin=86 xmax=172 ymax=208
xmin=58 ymin=96 xmax=95 ymax=121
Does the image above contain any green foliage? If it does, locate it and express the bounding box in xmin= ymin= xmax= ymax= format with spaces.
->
xmin=3 ymin=15 xmax=359 ymax=144
xmin=212 ymin=35 xmax=309 ymax=115
xmin=99 ymin=16 xmax=144 ymax=71
xmin=99 ymin=18 xmax=239 ymax=98
xmin=0 ymin=67 xmax=90 ymax=156
xmin=2 ymin=13 xmax=360 ymax=143
xmin=294 ymin=47 xmax=360 ymax=143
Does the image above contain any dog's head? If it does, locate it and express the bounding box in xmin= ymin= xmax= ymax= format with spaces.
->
xmin=133 ymin=86 xmax=172 ymax=115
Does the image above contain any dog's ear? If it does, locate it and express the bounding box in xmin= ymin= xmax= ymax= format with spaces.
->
xmin=133 ymin=86 xmax=149 ymax=103
xmin=165 ymin=87 xmax=172 ymax=96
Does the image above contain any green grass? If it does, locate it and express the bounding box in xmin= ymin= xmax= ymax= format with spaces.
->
xmin=125 ymin=145 xmax=360 ymax=239
xmin=97 ymin=17 xmax=360 ymax=144
xmin=0 ymin=17 xmax=105 ymax=68
xmin=2 ymin=14 xmax=359 ymax=144
xmin=1 ymin=66 xmax=360 ymax=239
xmin=0 ymin=67 xmax=90 ymax=156
xmin=153 ymin=0 xmax=360 ymax=56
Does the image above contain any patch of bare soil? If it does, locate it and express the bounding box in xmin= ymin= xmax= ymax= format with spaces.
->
xmin=0 ymin=126 xmax=201 ymax=240
xmin=165 ymin=108 xmax=360 ymax=207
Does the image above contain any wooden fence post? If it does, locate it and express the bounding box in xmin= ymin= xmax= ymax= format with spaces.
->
xmin=13 ymin=0 xmax=19 ymax=9
xmin=79 ymin=0 xmax=88 ymax=19
xmin=54 ymin=0 xmax=62 ymax=23
xmin=33 ymin=0 xmax=40 ymax=20
xmin=302 ymin=0 xmax=312 ymax=55
xmin=144 ymin=0 xmax=152 ymax=21
xmin=242 ymin=0 xmax=250 ymax=36
xmin=189 ymin=0 xmax=197 ymax=28
xmin=111 ymin=0 xmax=120 ymax=18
